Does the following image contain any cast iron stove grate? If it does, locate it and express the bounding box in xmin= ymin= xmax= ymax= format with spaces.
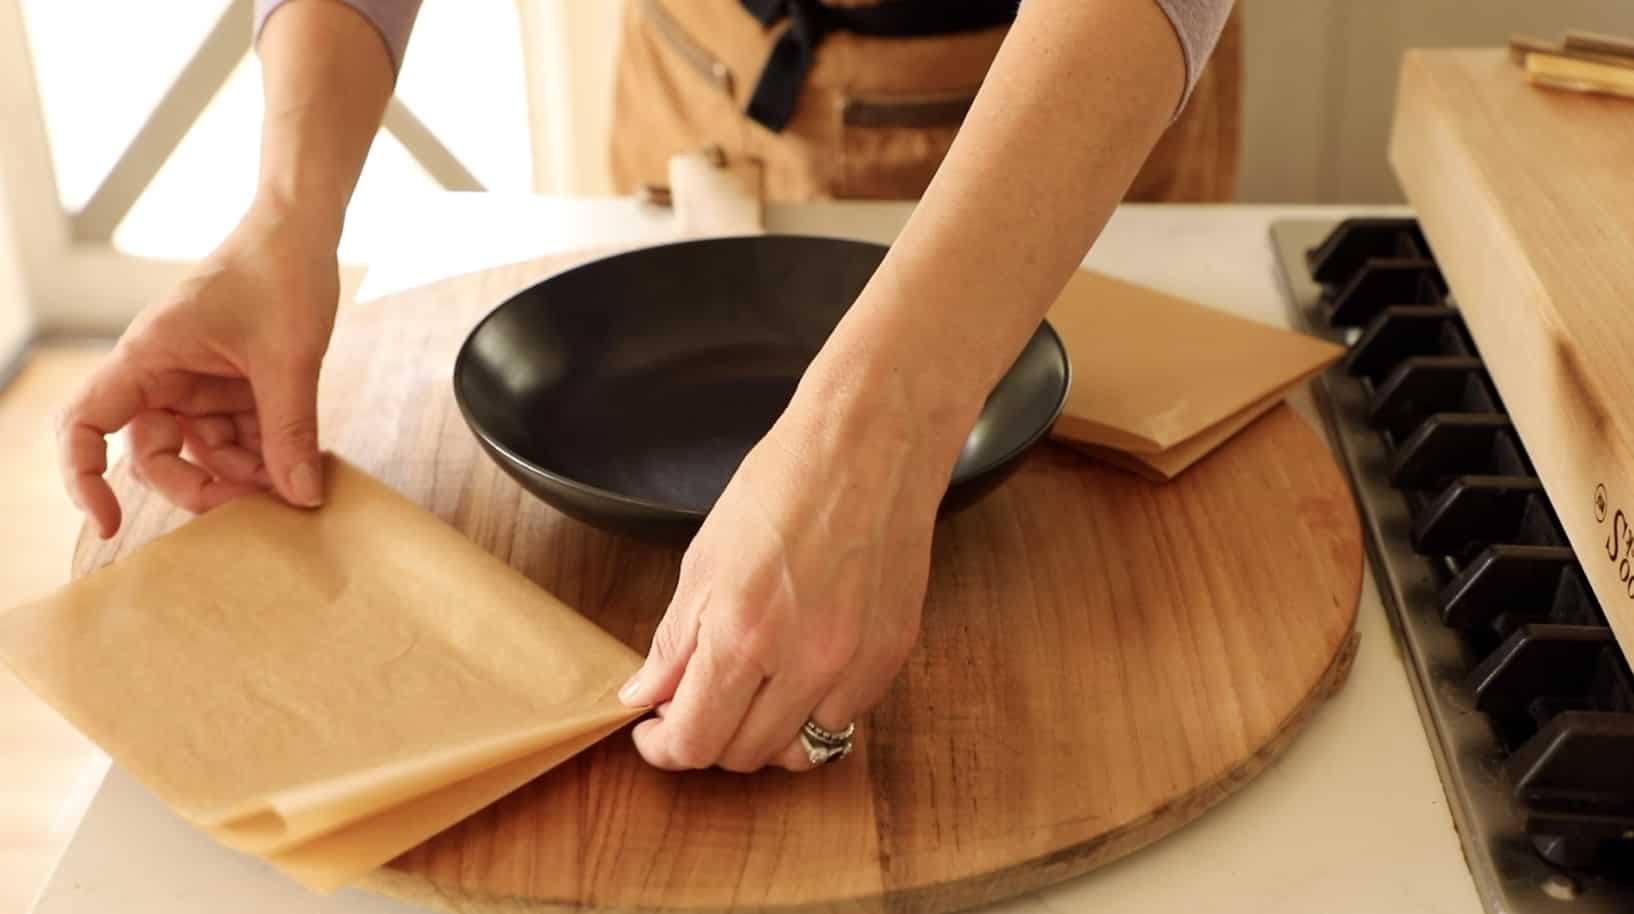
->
xmin=1272 ymin=218 xmax=1634 ymax=913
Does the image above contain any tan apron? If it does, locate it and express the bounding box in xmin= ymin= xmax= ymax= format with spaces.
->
xmin=608 ymin=0 xmax=1241 ymax=203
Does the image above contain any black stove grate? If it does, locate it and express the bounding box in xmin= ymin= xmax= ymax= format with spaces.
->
xmin=1275 ymin=217 xmax=1634 ymax=910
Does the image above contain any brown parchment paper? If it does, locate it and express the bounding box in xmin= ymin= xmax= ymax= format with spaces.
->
xmin=1065 ymin=387 xmax=1285 ymax=480
xmin=0 ymin=456 xmax=645 ymax=892
xmin=1047 ymin=269 xmax=1342 ymax=456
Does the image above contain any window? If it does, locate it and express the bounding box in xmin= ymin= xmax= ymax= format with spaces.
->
xmin=17 ymin=0 xmax=531 ymax=263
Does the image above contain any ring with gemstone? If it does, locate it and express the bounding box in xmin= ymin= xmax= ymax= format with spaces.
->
xmin=800 ymin=719 xmax=855 ymax=765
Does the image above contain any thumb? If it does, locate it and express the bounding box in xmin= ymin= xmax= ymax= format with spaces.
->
xmin=252 ymin=354 xmax=325 ymax=508
xmin=620 ymin=598 xmax=700 ymax=707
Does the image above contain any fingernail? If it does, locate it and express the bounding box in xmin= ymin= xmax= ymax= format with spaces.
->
xmin=618 ymin=672 xmax=643 ymax=705
xmin=290 ymin=459 xmax=323 ymax=508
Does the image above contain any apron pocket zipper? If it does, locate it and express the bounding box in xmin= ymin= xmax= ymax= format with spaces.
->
xmin=640 ymin=0 xmax=735 ymax=98
xmin=841 ymin=91 xmax=978 ymax=129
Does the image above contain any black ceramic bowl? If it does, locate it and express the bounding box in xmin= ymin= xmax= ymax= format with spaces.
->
xmin=453 ymin=235 xmax=1070 ymax=542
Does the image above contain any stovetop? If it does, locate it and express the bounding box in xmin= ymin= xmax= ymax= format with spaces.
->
xmin=1272 ymin=219 xmax=1634 ymax=914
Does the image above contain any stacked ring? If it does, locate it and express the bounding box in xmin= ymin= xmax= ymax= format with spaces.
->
xmin=799 ymin=719 xmax=856 ymax=766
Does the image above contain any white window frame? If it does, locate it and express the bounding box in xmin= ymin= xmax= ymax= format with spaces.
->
xmin=0 ymin=0 xmax=485 ymax=336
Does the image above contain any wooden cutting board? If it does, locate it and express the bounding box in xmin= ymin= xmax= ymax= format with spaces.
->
xmin=1389 ymin=49 xmax=1634 ymax=662
xmin=72 ymin=250 xmax=1363 ymax=914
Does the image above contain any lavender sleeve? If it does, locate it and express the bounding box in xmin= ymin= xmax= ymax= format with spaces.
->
xmin=254 ymin=0 xmax=1229 ymax=109
xmin=1151 ymin=0 xmax=1236 ymax=112
xmin=253 ymin=0 xmax=423 ymax=72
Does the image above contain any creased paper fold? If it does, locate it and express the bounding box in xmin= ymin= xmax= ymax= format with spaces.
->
xmin=1046 ymin=269 xmax=1342 ymax=476
xmin=0 ymin=457 xmax=645 ymax=891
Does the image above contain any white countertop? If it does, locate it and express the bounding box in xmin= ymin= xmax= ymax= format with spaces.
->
xmin=29 ymin=197 xmax=1481 ymax=914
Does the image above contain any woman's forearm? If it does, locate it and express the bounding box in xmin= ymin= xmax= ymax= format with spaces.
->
xmin=802 ymin=0 xmax=1192 ymax=462
xmin=251 ymin=0 xmax=399 ymax=240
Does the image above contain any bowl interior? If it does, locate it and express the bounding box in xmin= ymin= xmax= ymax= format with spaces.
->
xmin=454 ymin=236 xmax=1068 ymax=515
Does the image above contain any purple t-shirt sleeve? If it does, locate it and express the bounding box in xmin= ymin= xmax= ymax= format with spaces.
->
xmin=1151 ymin=0 xmax=1236 ymax=112
xmin=254 ymin=0 xmax=1230 ymax=111
xmin=253 ymin=0 xmax=423 ymax=72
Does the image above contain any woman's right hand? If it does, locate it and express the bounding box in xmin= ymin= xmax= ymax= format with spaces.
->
xmin=59 ymin=200 xmax=343 ymax=538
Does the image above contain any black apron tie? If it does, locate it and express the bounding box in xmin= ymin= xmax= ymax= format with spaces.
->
xmin=742 ymin=0 xmax=834 ymax=132
xmin=739 ymin=0 xmax=1020 ymax=133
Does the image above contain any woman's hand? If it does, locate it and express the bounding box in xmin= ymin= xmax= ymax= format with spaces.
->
xmin=618 ymin=361 xmax=974 ymax=772
xmin=59 ymin=200 xmax=342 ymax=538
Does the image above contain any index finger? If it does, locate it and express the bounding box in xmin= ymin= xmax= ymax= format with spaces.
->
xmin=58 ymin=354 xmax=147 ymax=538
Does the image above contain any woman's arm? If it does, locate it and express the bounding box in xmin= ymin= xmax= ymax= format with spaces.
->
xmin=810 ymin=0 xmax=1201 ymax=438
xmin=58 ymin=1 xmax=405 ymax=535
xmin=252 ymin=0 xmax=405 ymax=242
xmin=621 ymin=0 xmax=1229 ymax=772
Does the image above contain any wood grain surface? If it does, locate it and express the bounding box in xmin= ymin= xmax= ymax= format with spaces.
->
xmin=72 ymin=249 xmax=1364 ymax=914
xmin=1389 ymin=49 xmax=1634 ymax=665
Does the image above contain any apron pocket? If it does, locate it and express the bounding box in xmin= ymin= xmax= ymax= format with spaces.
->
xmin=837 ymin=89 xmax=976 ymax=199
xmin=841 ymin=90 xmax=976 ymax=129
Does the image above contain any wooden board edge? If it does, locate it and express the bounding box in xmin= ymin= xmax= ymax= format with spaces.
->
xmin=352 ymin=245 xmax=641 ymax=316
xmin=1386 ymin=49 xmax=1634 ymax=666
xmin=70 ymin=520 xmax=102 ymax=580
xmin=69 ymin=459 xmax=152 ymax=577
xmin=355 ymin=630 xmax=1363 ymax=914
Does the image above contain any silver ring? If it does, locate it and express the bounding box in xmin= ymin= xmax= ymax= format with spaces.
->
xmin=801 ymin=720 xmax=855 ymax=746
xmin=799 ymin=719 xmax=855 ymax=766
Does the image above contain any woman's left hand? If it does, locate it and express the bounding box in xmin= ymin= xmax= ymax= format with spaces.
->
xmin=617 ymin=367 xmax=968 ymax=772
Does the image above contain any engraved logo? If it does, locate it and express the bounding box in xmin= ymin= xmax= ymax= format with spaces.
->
xmin=1598 ymin=483 xmax=1634 ymax=598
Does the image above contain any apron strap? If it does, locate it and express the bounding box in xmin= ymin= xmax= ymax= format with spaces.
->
xmin=741 ymin=0 xmax=1018 ymax=132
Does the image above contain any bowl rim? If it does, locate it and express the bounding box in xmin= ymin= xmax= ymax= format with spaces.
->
xmin=451 ymin=234 xmax=1073 ymax=522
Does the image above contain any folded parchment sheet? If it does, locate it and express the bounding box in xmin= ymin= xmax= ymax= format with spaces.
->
xmin=1047 ymin=269 xmax=1342 ymax=477
xmin=0 ymin=457 xmax=646 ymax=892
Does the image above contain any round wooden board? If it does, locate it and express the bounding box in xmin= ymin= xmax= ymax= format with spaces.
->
xmin=75 ymin=251 xmax=1363 ymax=914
